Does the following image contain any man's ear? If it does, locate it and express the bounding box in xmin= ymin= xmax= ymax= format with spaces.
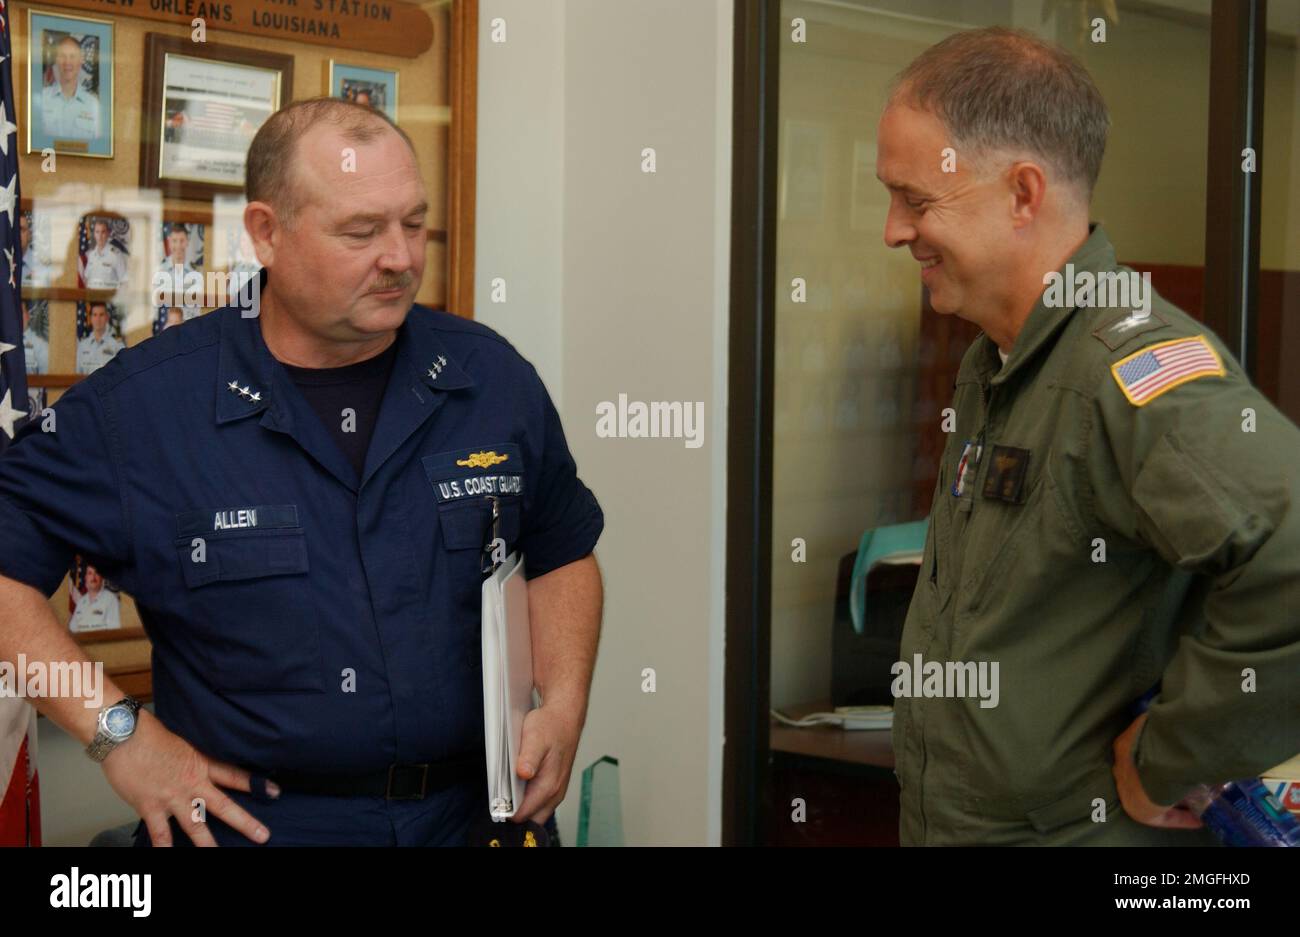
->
xmin=242 ymin=202 xmax=278 ymax=268
xmin=1007 ymin=160 xmax=1048 ymax=230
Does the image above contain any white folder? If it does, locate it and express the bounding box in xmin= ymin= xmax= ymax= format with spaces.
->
xmin=481 ymin=551 xmax=533 ymax=821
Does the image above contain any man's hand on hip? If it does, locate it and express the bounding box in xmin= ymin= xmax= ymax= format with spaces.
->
xmin=101 ymin=709 xmax=276 ymax=846
xmin=1112 ymin=713 xmax=1202 ymax=830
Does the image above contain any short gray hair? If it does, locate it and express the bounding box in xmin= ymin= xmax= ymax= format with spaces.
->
xmin=245 ymin=96 xmax=417 ymax=229
xmin=887 ymin=27 xmax=1109 ymax=201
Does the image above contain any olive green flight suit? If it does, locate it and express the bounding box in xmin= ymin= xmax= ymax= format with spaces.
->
xmin=893 ymin=224 xmax=1300 ymax=845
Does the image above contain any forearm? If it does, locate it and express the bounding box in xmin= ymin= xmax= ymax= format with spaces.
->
xmin=0 ymin=574 xmax=123 ymax=744
xmin=527 ymin=554 xmax=602 ymax=726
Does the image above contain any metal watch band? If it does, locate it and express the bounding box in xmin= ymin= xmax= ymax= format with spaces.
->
xmin=86 ymin=696 xmax=142 ymax=763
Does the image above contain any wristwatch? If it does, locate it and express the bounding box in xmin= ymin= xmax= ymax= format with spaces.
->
xmin=85 ymin=697 xmax=142 ymax=763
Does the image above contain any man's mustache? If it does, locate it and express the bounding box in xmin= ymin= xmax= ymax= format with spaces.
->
xmin=370 ymin=273 xmax=414 ymax=293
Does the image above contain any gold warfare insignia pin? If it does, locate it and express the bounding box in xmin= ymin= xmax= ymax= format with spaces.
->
xmin=456 ymin=450 xmax=510 ymax=469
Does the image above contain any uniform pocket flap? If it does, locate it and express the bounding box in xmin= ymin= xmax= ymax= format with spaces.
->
xmin=175 ymin=530 xmax=309 ymax=588
xmin=437 ymin=499 xmax=521 ymax=551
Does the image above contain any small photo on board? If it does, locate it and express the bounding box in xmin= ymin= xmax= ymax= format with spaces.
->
xmin=19 ymin=211 xmax=55 ymax=288
xmin=26 ymin=11 xmax=114 ymax=158
xmin=329 ymin=62 xmax=397 ymax=123
xmin=20 ymin=299 xmax=50 ymax=376
xmin=156 ymin=220 xmax=205 ymax=276
xmin=75 ymin=300 xmax=127 ymax=375
xmin=68 ymin=555 xmax=122 ymax=634
xmin=152 ymin=221 xmax=205 ymax=317
xmin=78 ymin=215 xmax=130 ymax=290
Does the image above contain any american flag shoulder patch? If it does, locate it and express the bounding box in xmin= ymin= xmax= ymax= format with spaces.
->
xmin=1110 ymin=334 xmax=1225 ymax=406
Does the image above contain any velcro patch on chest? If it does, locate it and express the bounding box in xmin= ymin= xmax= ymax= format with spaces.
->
xmin=1109 ymin=335 xmax=1224 ymax=407
xmin=982 ymin=446 xmax=1031 ymax=504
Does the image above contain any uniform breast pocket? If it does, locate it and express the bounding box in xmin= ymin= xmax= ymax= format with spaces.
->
xmin=421 ymin=444 xmax=525 ymax=557
xmin=173 ymin=506 xmax=321 ymax=694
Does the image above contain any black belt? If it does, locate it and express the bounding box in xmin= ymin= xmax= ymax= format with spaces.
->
xmin=268 ymin=754 xmax=484 ymax=800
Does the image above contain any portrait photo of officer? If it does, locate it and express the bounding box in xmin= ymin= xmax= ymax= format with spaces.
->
xmin=155 ymin=222 xmax=204 ymax=281
xmin=0 ymin=96 xmax=604 ymax=847
xmin=27 ymin=13 xmax=114 ymax=158
xmin=68 ymin=561 xmax=121 ymax=635
xmin=75 ymin=300 xmax=126 ymax=375
xmin=876 ymin=28 xmax=1300 ymax=845
xmin=152 ymin=221 xmax=204 ymax=322
xmin=78 ymin=216 xmax=129 ymax=290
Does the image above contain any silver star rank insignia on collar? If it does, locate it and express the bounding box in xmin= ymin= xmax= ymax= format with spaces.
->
xmin=227 ymin=381 xmax=262 ymax=403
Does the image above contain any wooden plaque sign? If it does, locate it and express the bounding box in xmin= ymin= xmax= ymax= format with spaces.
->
xmin=32 ymin=0 xmax=435 ymax=58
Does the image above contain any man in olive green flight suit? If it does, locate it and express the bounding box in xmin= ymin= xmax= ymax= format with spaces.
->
xmin=877 ymin=28 xmax=1300 ymax=845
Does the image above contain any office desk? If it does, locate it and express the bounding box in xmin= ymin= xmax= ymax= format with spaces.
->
xmin=770 ymin=701 xmax=896 ymax=769
xmin=767 ymin=700 xmax=900 ymax=846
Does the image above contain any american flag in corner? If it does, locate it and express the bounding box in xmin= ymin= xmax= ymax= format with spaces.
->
xmin=0 ymin=0 xmax=42 ymax=847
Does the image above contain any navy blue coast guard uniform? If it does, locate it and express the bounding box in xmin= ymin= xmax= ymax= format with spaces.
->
xmin=0 ymin=270 xmax=604 ymax=845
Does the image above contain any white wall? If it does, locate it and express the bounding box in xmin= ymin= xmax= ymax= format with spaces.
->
xmin=477 ymin=0 xmax=732 ymax=845
xmin=474 ymin=0 xmax=567 ymax=396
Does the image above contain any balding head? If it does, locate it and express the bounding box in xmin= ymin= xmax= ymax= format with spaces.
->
xmin=245 ymin=97 xmax=417 ymax=230
xmin=241 ymin=95 xmax=428 ymax=361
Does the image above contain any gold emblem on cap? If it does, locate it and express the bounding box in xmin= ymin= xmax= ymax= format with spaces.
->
xmin=457 ymin=451 xmax=509 ymax=469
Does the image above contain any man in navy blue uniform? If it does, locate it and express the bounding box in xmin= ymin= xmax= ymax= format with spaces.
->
xmin=0 ymin=98 xmax=605 ymax=845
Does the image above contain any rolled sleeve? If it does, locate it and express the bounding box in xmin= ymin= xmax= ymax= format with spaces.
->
xmin=518 ymin=371 xmax=603 ymax=580
xmin=0 ymin=381 xmax=131 ymax=596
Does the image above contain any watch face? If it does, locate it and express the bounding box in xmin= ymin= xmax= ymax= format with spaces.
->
xmin=104 ymin=706 xmax=136 ymax=739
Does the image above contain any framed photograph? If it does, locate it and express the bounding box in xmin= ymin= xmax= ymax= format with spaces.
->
xmin=75 ymin=299 xmax=127 ymax=375
xmin=328 ymin=61 xmax=398 ymax=122
xmin=152 ymin=220 xmax=205 ymax=321
xmin=77 ymin=214 xmax=130 ymax=290
xmin=67 ymin=556 xmax=123 ymax=635
xmin=26 ymin=10 xmax=114 ymax=158
xmin=140 ymin=34 xmax=294 ymax=201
